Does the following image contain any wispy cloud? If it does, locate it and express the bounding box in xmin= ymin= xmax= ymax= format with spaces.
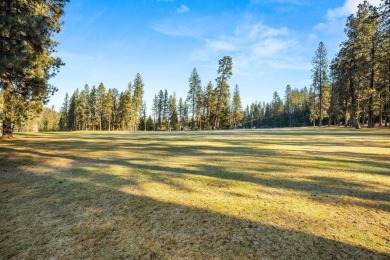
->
xmin=152 ymin=21 xmax=201 ymax=38
xmin=177 ymin=4 xmax=190 ymax=14
xmin=315 ymin=0 xmax=381 ymax=32
xmin=191 ymin=21 xmax=308 ymax=74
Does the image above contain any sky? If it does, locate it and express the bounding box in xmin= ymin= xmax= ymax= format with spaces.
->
xmin=48 ymin=0 xmax=382 ymax=112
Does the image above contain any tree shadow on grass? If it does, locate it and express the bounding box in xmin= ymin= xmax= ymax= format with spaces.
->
xmin=2 ymin=134 xmax=389 ymax=212
xmin=1 ymin=168 xmax=389 ymax=259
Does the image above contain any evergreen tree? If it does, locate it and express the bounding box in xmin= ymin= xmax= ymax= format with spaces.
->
xmin=132 ymin=73 xmax=144 ymax=131
xmin=111 ymin=88 xmax=119 ymax=130
xmin=0 ymin=0 xmax=67 ymax=138
xmin=284 ymin=85 xmax=292 ymax=127
xmin=169 ymin=93 xmax=179 ymax=130
xmin=67 ymin=89 xmax=78 ymax=131
xmin=152 ymin=94 xmax=159 ymax=131
xmin=163 ymin=89 xmax=169 ymax=129
xmin=39 ymin=107 xmax=60 ymax=131
xmin=312 ymin=42 xmax=330 ymax=126
xmin=232 ymin=85 xmax=243 ymax=129
xmin=215 ymin=56 xmax=233 ymax=129
xmin=58 ymin=93 xmax=69 ymax=131
xmin=104 ymin=88 xmax=114 ymax=131
xmin=158 ymin=90 xmax=164 ymax=130
xmin=205 ymin=81 xmax=216 ymax=129
xmin=146 ymin=116 xmax=154 ymax=131
xmin=187 ymin=68 xmax=202 ymax=130
xmin=96 ymin=83 xmax=106 ymax=131
xmin=89 ymin=85 xmax=98 ymax=130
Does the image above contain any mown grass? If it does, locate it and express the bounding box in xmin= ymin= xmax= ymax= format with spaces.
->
xmin=0 ymin=127 xmax=389 ymax=259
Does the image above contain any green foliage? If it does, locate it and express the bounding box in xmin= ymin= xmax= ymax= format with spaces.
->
xmin=39 ymin=107 xmax=60 ymax=131
xmin=312 ymin=42 xmax=330 ymax=126
xmin=187 ymin=68 xmax=202 ymax=129
xmin=232 ymin=85 xmax=243 ymax=128
xmin=215 ymin=56 xmax=233 ymax=129
xmin=0 ymin=0 xmax=67 ymax=137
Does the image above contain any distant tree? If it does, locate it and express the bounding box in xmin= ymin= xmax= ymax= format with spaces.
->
xmin=146 ymin=116 xmax=154 ymax=131
xmin=152 ymin=94 xmax=159 ymax=131
xmin=284 ymin=85 xmax=292 ymax=127
xmin=111 ymin=88 xmax=119 ymax=130
xmin=232 ymin=85 xmax=243 ymax=129
xmin=158 ymin=90 xmax=164 ymax=130
xmin=163 ymin=89 xmax=169 ymax=129
xmin=187 ymin=68 xmax=202 ymax=130
xmin=205 ymin=81 xmax=216 ymax=129
xmin=132 ymin=73 xmax=144 ymax=131
xmin=169 ymin=93 xmax=179 ymax=130
xmin=308 ymin=87 xmax=318 ymax=126
xmin=215 ymin=56 xmax=233 ymax=129
xmin=96 ymin=83 xmax=106 ymax=130
xmin=89 ymin=85 xmax=98 ymax=130
xmin=39 ymin=107 xmax=60 ymax=132
xmin=80 ymin=84 xmax=91 ymax=129
xmin=58 ymin=93 xmax=69 ymax=131
xmin=312 ymin=42 xmax=330 ymax=126
xmin=67 ymin=89 xmax=78 ymax=131
xmin=104 ymin=88 xmax=114 ymax=131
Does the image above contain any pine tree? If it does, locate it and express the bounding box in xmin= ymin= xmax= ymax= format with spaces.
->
xmin=312 ymin=42 xmax=330 ymax=126
xmin=232 ymin=85 xmax=243 ymax=129
xmin=152 ymin=94 xmax=159 ymax=131
xmin=205 ymin=81 xmax=216 ymax=129
xmin=187 ymin=68 xmax=202 ymax=130
xmin=104 ymin=88 xmax=114 ymax=131
xmin=111 ymin=88 xmax=119 ymax=131
xmin=158 ymin=90 xmax=164 ymax=130
xmin=68 ymin=89 xmax=78 ymax=131
xmin=80 ymin=84 xmax=90 ymax=130
xmin=163 ymin=89 xmax=169 ymax=129
xmin=0 ymin=0 xmax=67 ymax=138
xmin=58 ymin=93 xmax=69 ymax=131
xmin=215 ymin=56 xmax=233 ymax=129
xmin=132 ymin=73 xmax=144 ymax=131
xmin=284 ymin=85 xmax=292 ymax=127
xmin=96 ymin=83 xmax=106 ymax=131
xmin=308 ymin=87 xmax=318 ymax=126
xmin=89 ymin=85 xmax=98 ymax=130
xmin=169 ymin=93 xmax=179 ymax=131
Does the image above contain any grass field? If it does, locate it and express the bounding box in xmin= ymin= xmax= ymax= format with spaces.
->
xmin=0 ymin=128 xmax=389 ymax=259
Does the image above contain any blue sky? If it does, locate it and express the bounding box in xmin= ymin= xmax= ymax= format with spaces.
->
xmin=48 ymin=0 xmax=382 ymax=112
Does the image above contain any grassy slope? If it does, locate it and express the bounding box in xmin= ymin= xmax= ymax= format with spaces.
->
xmin=0 ymin=128 xmax=389 ymax=259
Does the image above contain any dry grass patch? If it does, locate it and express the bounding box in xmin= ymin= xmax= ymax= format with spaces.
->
xmin=0 ymin=128 xmax=389 ymax=259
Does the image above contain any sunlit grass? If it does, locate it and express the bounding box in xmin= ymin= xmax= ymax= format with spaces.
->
xmin=1 ymin=128 xmax=389 ymax=258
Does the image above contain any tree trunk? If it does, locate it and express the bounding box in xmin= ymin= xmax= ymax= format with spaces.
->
xmin=2 ymin=117 xmax=13 ymax=139
xmin=2 ymin=82 xmax=13 ymax=139
xmin=379 ymin=104 xmax=383 ymax=126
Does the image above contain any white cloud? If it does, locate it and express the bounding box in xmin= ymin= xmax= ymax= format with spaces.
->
xmin=177 ymin=4 xmax=190 ymax=14
xmin=191 ymin=22 xmax=308 ymax=74
xmin=315 ymin=0 xmax=382 ymax=32
xmin=326 ymin=0 xmax=381 ymax=20
xmin=152 ymin=22 xmax=201 ymax=38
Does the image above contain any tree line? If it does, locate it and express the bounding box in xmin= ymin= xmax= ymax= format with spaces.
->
xmin=58 ymin=73 xmax=144 ymax=131
xmin=58 ymin=56 xmax=244 ymax=131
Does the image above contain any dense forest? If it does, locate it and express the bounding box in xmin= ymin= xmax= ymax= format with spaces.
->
xmin=1 ymin=0 xmax=389 ymax=133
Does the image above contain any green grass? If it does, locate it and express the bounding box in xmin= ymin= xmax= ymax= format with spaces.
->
xmin=0 ymin=127 xmax=389 ymax=259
